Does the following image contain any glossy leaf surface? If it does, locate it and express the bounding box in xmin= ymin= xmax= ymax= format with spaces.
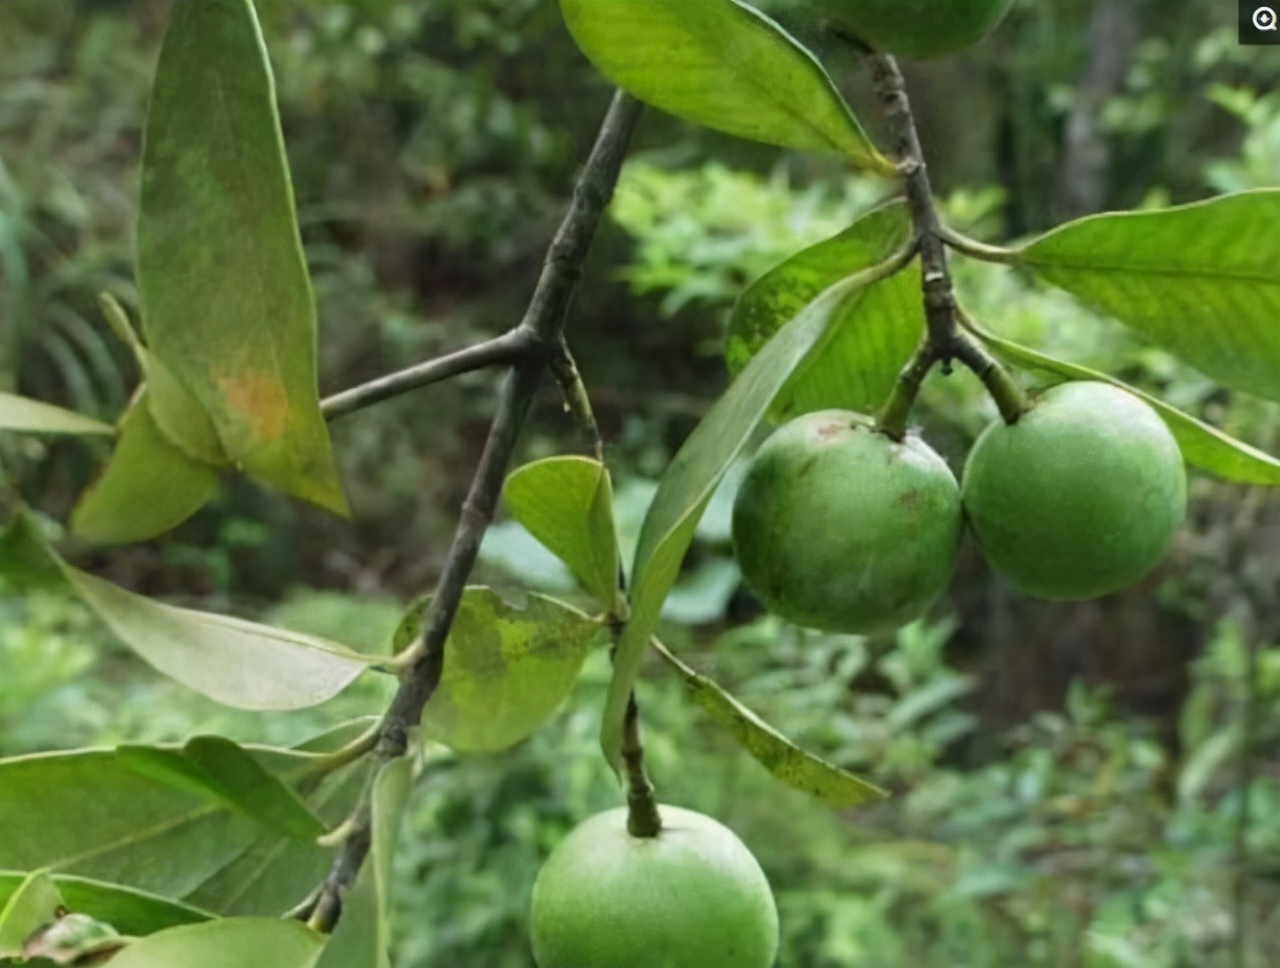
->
xmin=726 ymin=202 xmax=921 ymax=420
xmin=0 ymin=393 xmax=113 ymax=437
xmin=600 ymin=271 xmax=875 ymax=772
xmin=1016 ymin=190 xmax=1280 ymax=401
xmin=396 ymin=588 xmax=604 ymax=752
xmin=71 ymin=390 xmax=220 ymax=545
xmin=502 ymin=456 xmax=621 ymax=608
xmin=653 ymin=640 xmax=886 ymax=808
xmin=559 ymin=0 xmax=890 ymax=170
xmin=139 ymin=0 xmax=347 ymax=512
xmin=972 ymin=321 xmax=1280 ymax=486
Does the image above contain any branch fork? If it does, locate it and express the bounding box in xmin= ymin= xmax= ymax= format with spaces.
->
xmin=303 ymin=91 xmax=644 ymax=932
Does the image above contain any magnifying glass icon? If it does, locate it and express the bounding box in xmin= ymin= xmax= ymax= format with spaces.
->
xmin=1255 ymin=5 xmax=1278 ymax=30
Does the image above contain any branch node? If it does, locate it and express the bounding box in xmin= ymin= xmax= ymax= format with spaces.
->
xmin=304 ymin=90 xmax=644 ymax=928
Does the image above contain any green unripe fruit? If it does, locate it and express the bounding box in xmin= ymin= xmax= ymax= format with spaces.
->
xmin=732 ymin=409 xmax=962 ymax=634
xmin=815 ymin=0 xmax=1015 ymax=59
xmin=529 ymin=805 xmax=778 ymax=968
xmin=961 ymin=381 xmax=1187 ymax=600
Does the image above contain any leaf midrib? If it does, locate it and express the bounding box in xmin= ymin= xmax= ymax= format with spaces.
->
xmin=652 ymin=2 xmax=865 ymax=158
xmin=1022 ymin=256 xmax=1280 ymax=288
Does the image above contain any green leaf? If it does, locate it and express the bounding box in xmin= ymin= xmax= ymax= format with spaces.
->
xmin=971 ymin=321 xmax=1280 ymax=486
xmin=0 ymin=514 xmax=63 ymax=593
xmin=0 ymin=874 xmax=210 ymax=937
xmin=0 ymin=392 xmax=113 ymax=437
xmin=0 ymin=871 xmax=63 ymax=958
xmin=559 ymin=0 xmax=891 ymax=172
xmin=18 ymin=911 xmax=124 ymax=964
xmin=652 ymin=640 xmax=887 ymax=809
xmin=0 ymin=726 xmax=369 ymax=914
xmin=97 ymin=293 xmax=144 ymax=355
xmin=143 ymin=353 xmax=229 ymax=467
xmin=139 ymin=0 xmax=347 ymax=514
xmin=103 ymin=918 xmax=322 ymax=968
xmin=70 ymin=389 xmax=221 ymax=545
xmin=1015 ymin=190 xmax=1280 ymax=402
xmin=97 ymin=296 xmax=229 ymax=465
xmin=62 ymin=558 xmax=377 ymax=708
xmin=314 ymin=758 xmax=413 ymax=968
xmin=601 ymin=270 xmax=873 ymax=773
xmin=502 ymin=456 xmax=622 ymax=610
xmin=0 ymin=750 xmax=295 ymax=899
xmin=406 ymin=588 xmax=605 ymax=752
xmin=179 ymin=722 xmax=373 ymax=917
xmin=0 ymin=525 xmax=377 ymax=710
xmin=117 ymin=737 xmax=326 ymax=841
xmin=726 ymin=201 xmax=922 ymax=420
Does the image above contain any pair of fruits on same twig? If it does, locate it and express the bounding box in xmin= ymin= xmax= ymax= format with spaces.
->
xmin=733 ymin=381 xmax=1189 ymax=634
xmin=525 ymin=388 xmax=1188 ymax=968
xmin=523 ymin=388 xmax=1189 ymax=968
xmin=526 ymin=4 xmax=1160 ymax=967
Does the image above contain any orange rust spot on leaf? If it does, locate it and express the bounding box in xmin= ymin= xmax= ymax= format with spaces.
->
xmin=216 ymin=372 xmax=291 ymax=441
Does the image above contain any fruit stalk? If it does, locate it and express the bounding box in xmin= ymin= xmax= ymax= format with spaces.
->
xmin=858 ymin=50 xmax=1026 ymax=432
xmin=304 ymin=90 xmax=644 ymax=933
xmin=621 ymin=691 xmax=663 ymax=838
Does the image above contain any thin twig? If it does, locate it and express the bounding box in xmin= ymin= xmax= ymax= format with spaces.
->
xmin=549 ymin=337 xmax=605 ymax=462
xmin=306 ymin=90 xmax=644 ymax=932
xmin=320 ymin=330 xmax=531 ymax=421
xmin=867 ymin=53 xmax=957 ymax=354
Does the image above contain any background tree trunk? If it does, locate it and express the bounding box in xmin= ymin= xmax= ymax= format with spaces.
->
xmin=1056 ymin=0 xmax=1142 ymax=219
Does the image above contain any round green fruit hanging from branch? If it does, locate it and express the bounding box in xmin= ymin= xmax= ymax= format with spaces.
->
xmin=814 ymin=0 xmax=1016 ymax=59
xmin=961 ymin=381 xmax=1187 ymax=601
xmin=528 ymin=805 xmax=779 ymax=968
xmin=732 ymin=409 xmax=962 ymax=635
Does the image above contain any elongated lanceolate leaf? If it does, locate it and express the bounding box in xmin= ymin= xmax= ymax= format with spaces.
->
xmin=971 ymin=320 xmax=1280 ymax=486
xmin=502 ymin=456 xmax=622 ymax=609
xmin=139 ymin=0 xmax=347 ymax=513
xmin=652 ymin=640 xmax=886 ymax=808
xmin=179 ymin=721 xmax=374 ymax=917
xmin=117 ymin=736 xmax=326 ymax=841
xmin=559 ymin=0 xmax=891 ymax=172
xmin=63 ymin=562 xmax=376 ymax=710
xmin=0 ymin=392 xmax=113 ymax=437
xmin=0 ymin=874 xmax=211 ymax=937
xmin=104 ymin=917 xmax=322 ymax=968
xmin=71 ymin=389 xmax=220 ymax=545
xmin=727 ymin=201 xmax=922 ymax=420
xmin=1015 ymin=190 xmax=1280 ymax=402
xmin=0 ymin=515 xmax=378 ymax=711
xmin=601 ymin=268 xmax=883 ymax=773
xmin=0 ymin=724 xmax=371 ymax=915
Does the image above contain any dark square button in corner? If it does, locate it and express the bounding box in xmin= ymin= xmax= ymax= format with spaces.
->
xmin=1240 ymin=1 xmax=1280 ymax=44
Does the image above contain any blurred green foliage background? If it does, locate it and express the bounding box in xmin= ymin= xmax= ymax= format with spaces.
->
xmin=1 ymin=1 xmax=1278 ymax=966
